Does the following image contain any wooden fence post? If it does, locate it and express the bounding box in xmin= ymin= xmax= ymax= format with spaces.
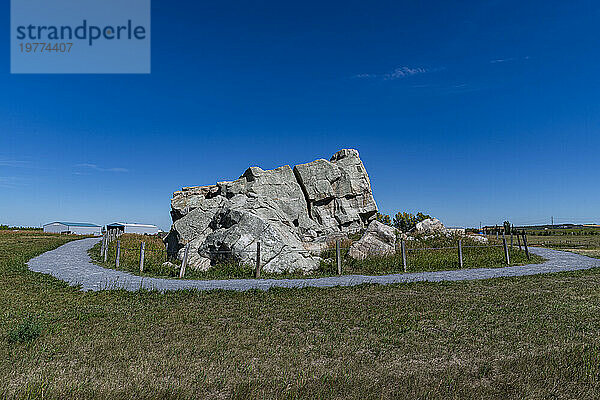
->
xmin=522 ymin=231 xmax=530 ymax=260
xmin=517 ymin=231 xmax=522 ymax=251
xmin=180 ymin=243 xmax=190 ymax=278
xmin=139 ymin=241 xmax=145 ymax=273
xmin=104 ymin=237 xmax=109 ymax=262
xmin=503 ymin=238 xmax=510 ymax=265
xmin=255 ymin=241 xmax=262 ymax=278
xmin=401 ymin=239 xmax=407 ymax=272
xmin=336 ymin=240 xmax=342 ymax=275
xmin=458 ymin=239 xmax=463 ymax=268
xmin=116 ymin=240 xmax=121 ymax=269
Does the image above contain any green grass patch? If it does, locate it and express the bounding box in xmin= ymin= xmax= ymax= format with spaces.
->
xmin=321 ymin=234 xmax=544 ymax=275
xmin=89 ymin=235 xmax=259 ymax=280
xmin=90 ymin=233 xmax=177 ymax=276
xmin=524 ymin=233 xmax=600 ymax=260
xmin=3 ymin=230 xmax=600 ymax=399
xmin=567 ymin=249 xmax=600 ymax=259
xmin=91 ymin=233 xmax=545 ymax=280
xmin=7 ymin=316 xmax=43 ymax=344
xmin=527 ymin=233 xmax=600 ymax=249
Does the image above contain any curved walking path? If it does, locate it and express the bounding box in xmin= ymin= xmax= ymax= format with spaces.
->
xmin=27 ymin=237 xmax=600 ymax=292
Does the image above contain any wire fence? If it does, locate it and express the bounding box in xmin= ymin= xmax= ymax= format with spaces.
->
xmin=98 ymin=229 xmax=535 ymax=279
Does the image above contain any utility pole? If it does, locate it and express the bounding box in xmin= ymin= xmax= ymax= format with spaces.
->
xmin=551 ymin=216 xmax=554 ymax=227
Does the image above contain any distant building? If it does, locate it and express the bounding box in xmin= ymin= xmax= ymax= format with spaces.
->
xmin=106 ymin=222 xmax=159 ymax=235
xmin=43 ymin=222 xmax=102 ymax=236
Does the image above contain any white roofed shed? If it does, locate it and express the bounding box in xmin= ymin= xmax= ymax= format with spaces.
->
xmin=43 ymin=222 xmax=102 ymax=236
xmin=106 ymin=222 xmax=159 ymax=235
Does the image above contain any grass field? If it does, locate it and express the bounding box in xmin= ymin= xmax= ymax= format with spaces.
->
xmin=527 ymin=233 xmax=600 ymax=249
xmin=570 ymin=249 xmax=600 ymax=259
xmin=525 ymin=231 xmax=600 ymax=259
xmin=2 ymin=230 xmax=600 ymax=398
xmin=90 ymin=233 xmax=544 ymax=280
xmin=89 ymin=234 xmax=182 ymax=277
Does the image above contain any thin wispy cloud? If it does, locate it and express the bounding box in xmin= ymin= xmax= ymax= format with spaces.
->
xmin=0 ymin=159 xmax=31 ymax=167
xmin=408 ymin=82 xmax=487 ymax=95
xmin=0 ymin=177 xmax=20 ymax=188
xmin=490 ymin=56 xmax=530 ymax=64
xmin=353 ymin=66 xmax=440 ymax=81
xmin=0 ymin=157 xmax=58 ymax=172
xmin=75 ymin=163 xmax=129 ymax=173
xmin=385 ymin=66 xmax=428 ymax=79
xmin=354 ymin=73 xmax=377 ymax=79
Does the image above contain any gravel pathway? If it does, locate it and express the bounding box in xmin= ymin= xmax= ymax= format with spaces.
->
xmin=27 ymin=238 xmax=600 ymax=292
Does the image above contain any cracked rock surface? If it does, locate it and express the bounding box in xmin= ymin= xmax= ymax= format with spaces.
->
xmin=164 ymin=149 xmax=378 ymax=273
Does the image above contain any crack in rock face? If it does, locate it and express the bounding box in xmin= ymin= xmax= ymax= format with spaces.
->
xmin=165 ymin=149 xmax=378 ymax=273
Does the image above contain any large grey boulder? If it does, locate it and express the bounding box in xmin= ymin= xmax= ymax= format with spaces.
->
xmin=348 ymin=220 xmax=397 ymax=260
xmin=165 ymin=149 xmax=378 ymax=273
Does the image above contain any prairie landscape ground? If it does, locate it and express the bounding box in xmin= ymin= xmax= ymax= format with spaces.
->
xmin=89 ymin=233 xmax=543 ymax=280
xmin=2 ymin=230 xmax=600 ymax=399
xmin=526 ymin=228 xmax=600 ymax=259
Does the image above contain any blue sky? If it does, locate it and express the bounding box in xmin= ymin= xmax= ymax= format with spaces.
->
xmin=1 ymin=0 xmax=599 ymax=230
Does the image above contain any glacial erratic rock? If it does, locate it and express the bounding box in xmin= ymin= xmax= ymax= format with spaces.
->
xmin=165 ymin=149 xmax=378 ymax=273
xmin=467 ymin=234 xmax=488 ymax=243
xmin=348 ymin=220 xmax=397 ymax=260
xmin=414 ymin=218 xmax=447 ymax=235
